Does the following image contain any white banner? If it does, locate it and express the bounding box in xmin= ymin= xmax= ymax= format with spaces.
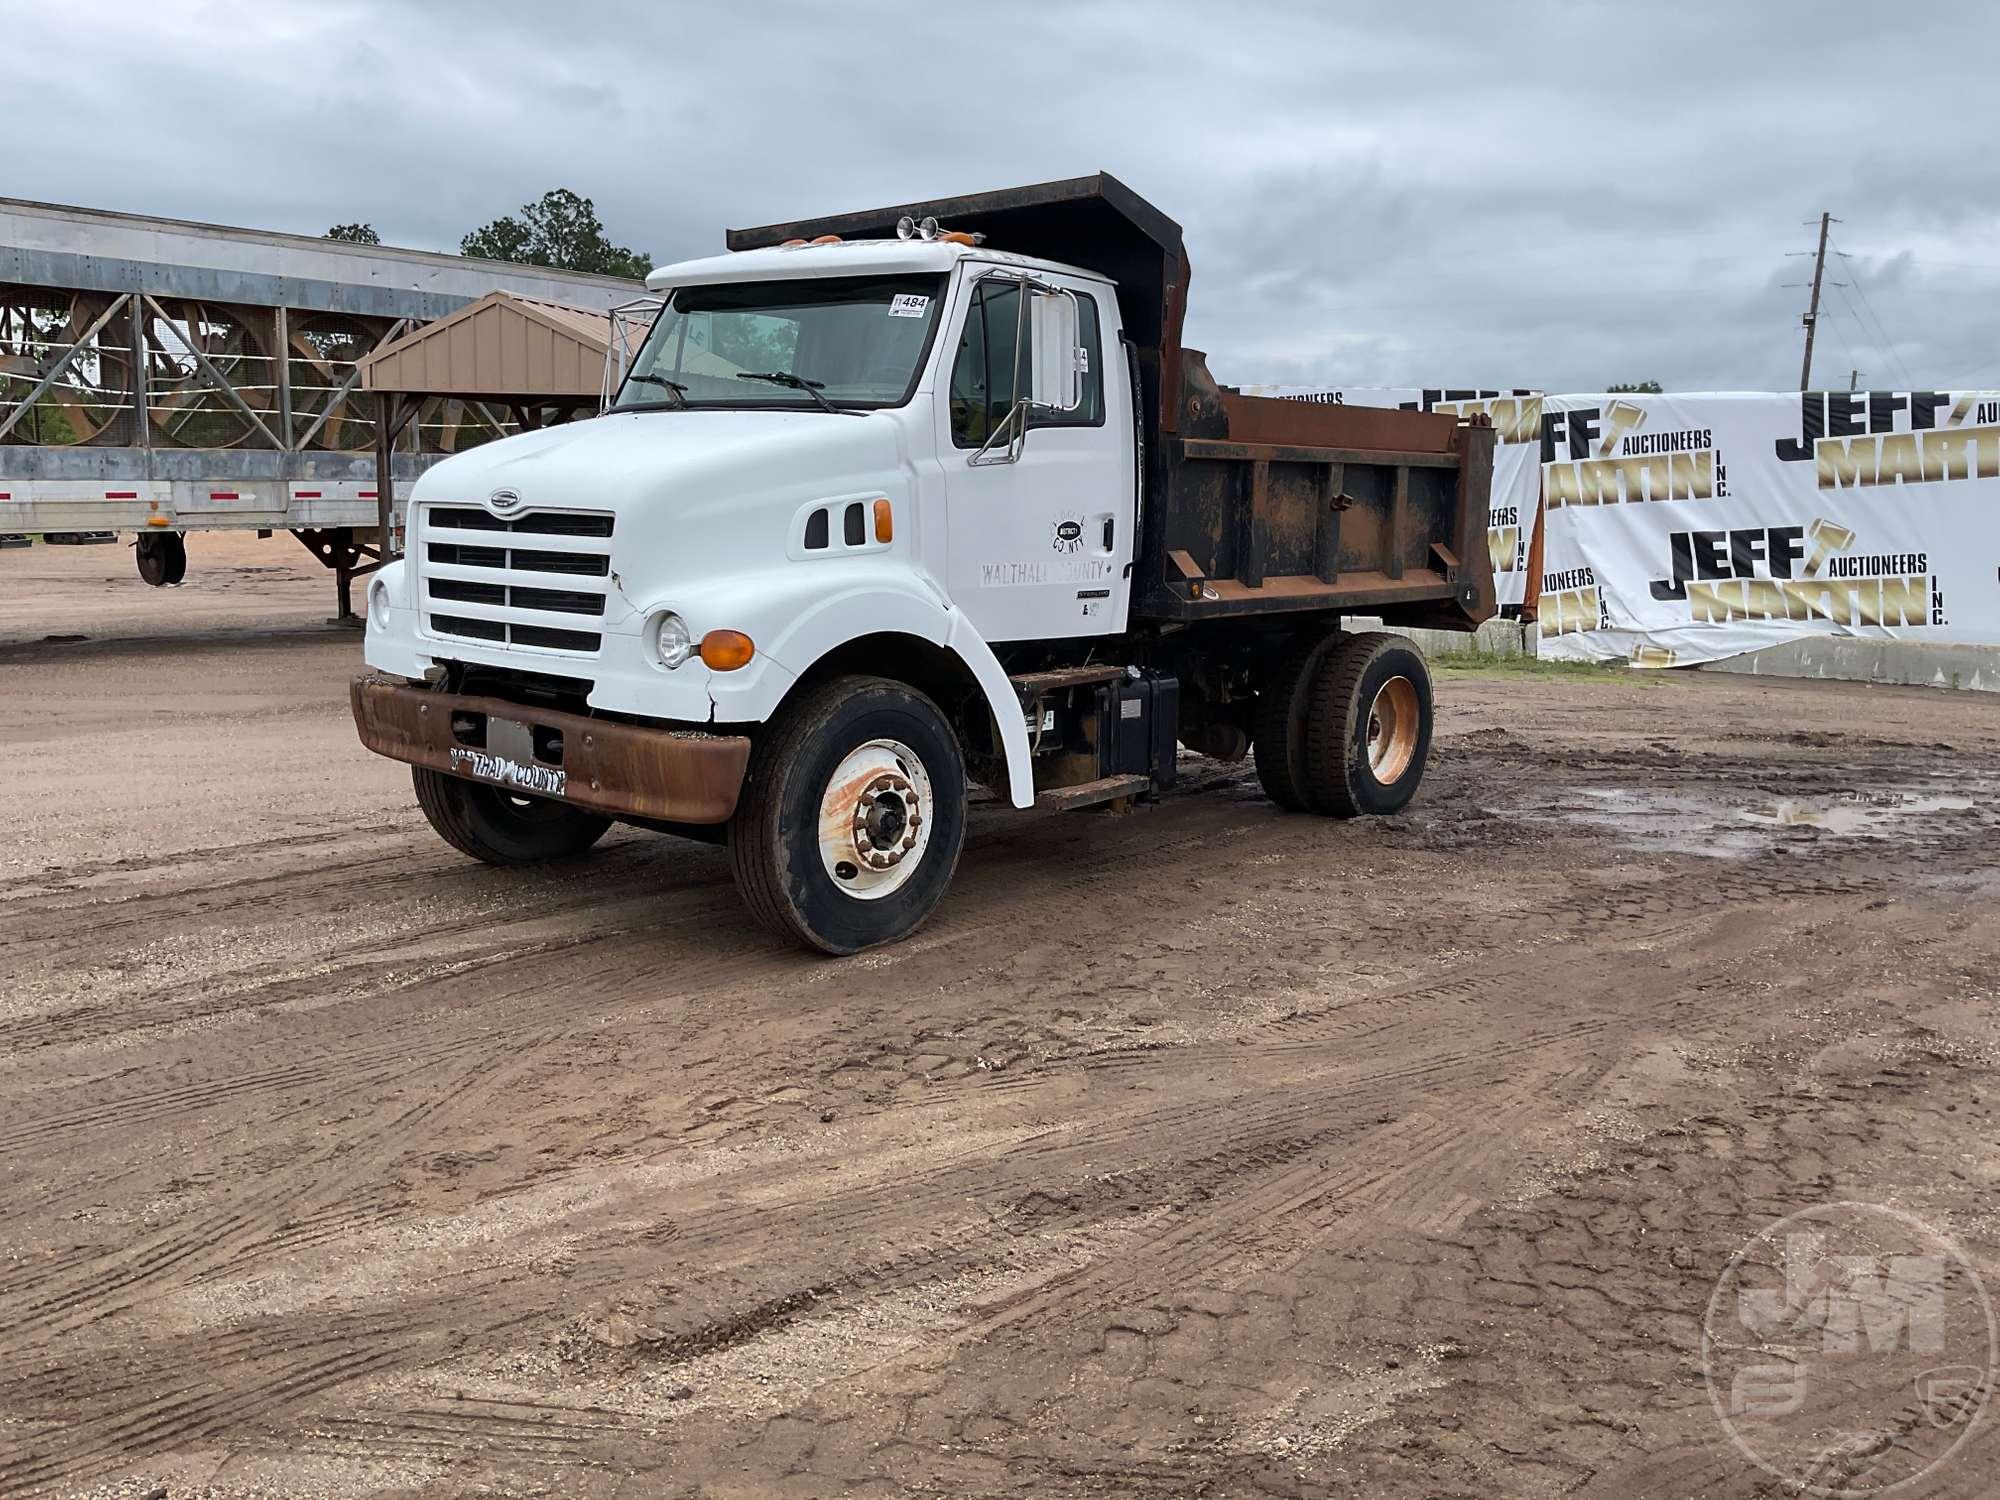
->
xmin=1241 ymin=387 xmax=1543 ymax=609
xmin=1535 ymin=392 xmax=2000 ymax=666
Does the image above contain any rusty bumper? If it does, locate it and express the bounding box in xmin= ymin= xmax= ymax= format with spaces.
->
xmin=351 ymin=674 xmax=751 ymax=825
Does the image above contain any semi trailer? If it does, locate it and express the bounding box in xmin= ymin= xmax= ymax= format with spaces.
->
xmin=352 ymin=174 xmax=1496 ymax=953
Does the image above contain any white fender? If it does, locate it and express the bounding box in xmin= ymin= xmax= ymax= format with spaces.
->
xmin=748 ymin=578 xmax=1035 ymax=809
xmin=942 ymin=612 xmax=1036 ymax=809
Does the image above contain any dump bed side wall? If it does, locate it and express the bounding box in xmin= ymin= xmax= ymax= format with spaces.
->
xmin=1133 ymin=353 xmax=1496 ymax=626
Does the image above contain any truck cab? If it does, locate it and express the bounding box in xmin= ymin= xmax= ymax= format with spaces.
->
xmin=355 ymin=176 xmax=1495 ymax=953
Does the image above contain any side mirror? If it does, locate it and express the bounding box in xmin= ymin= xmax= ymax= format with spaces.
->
xmin=1028 ymin=289 xmax=1082 ymax=413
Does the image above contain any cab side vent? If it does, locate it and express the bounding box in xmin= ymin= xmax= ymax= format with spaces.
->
xmin=791 ymin=497 xmax=889 ymax=560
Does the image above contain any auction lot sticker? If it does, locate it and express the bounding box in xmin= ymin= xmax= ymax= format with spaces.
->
xmin=1702 ymin=1202 xmax=1997 ymax=1495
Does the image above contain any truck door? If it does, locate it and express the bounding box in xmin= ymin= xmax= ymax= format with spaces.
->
xmin=937 ymin=272 xmax=1134 ymax=643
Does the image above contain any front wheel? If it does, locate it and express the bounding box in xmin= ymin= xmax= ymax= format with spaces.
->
xmin=412 ymin=767 xmax=611 ymax=864
xmin=729 ymin=676 xmax=967 ymax=955
xmin=1302 ymin=633 xmax=1434 ymax=817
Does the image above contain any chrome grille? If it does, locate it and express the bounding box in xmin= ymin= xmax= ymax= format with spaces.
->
xmin=419 ymin=504 xmax=614 ymax=657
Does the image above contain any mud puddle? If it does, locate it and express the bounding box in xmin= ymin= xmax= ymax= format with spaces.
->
xmin=1542 ymin=784 xmax=1986 ymax=858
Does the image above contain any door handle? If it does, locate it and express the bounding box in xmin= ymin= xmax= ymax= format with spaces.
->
xmin=1102 ymin=516 xmax=1115 ymax=551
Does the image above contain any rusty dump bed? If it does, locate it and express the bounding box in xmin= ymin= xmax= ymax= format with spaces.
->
xmin=1143 ymin=354 xmax=1497 ymax=625
xmin=732 ymin=171 xmax=1496 ymax=631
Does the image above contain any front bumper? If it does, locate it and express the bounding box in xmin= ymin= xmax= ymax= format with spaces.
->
xmin=351 ymin=674 xmax=752 ymax=825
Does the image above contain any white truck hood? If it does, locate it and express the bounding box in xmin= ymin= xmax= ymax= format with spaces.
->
xmin=410 ymin=408 xmax=906 ymax=519
xmin=407 ymin=407 xmax=919 ymax=618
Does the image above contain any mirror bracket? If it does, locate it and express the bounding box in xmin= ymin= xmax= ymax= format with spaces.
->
xmin=964 ymin=272 xmax=1082 ymax=468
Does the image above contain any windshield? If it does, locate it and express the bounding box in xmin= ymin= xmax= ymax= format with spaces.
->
xmin=611 ymin=273 xmax=948 ymax=412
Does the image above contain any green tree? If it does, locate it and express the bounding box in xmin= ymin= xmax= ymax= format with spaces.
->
xmin=1606 ymin=380 xmax=1663 ymax=394
xmin=325 ymin=222 xmax=381 ymax=244
xmin=459 ymin=189 xmax=650 ymax=278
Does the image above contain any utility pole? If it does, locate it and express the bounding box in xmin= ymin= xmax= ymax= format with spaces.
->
xmin=1848 ymin=368 xmax=1861 ymax=392
xmin=1799 ymin=210 xmax=1832 ymax=391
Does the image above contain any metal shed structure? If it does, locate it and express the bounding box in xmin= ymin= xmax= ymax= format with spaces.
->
xmin=0 ymin=198 xmax=644 ymax=601
xmin=0 ymin=198 xmax=637 ymax=509
xmin=358 ymin=290 xmax=630 ymax=576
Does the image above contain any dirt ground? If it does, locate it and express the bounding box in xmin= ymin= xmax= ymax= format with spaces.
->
xmin=3 ymin=533 xmax=1999 ymax=1498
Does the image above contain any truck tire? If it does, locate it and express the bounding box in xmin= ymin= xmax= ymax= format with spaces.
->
xmin=412 ymin=767 xmax=611 ymax=864
xmin=1302 ymin=633 xmax=1433 ymax=818
xmin=136 ymin=531 xmax=187 ymax=587
xmin=1253 ymin=630 xmax=1340 ymax=811
xmin=730 ymin=675 xmax=967 ymax=956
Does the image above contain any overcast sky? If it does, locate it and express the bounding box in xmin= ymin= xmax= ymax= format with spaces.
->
xmin=12 ymin=1 xmax=1999 ymax=393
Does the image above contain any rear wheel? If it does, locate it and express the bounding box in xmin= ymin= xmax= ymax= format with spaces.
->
xmin=1253 ymin=629 xmax=1340 ymax=811
xmin=412 ymin=767 xmax=611 ymax=864
xmin=730 ymin=675 xmax=967 ymax=955
xmin=1302 ymin=632 xmax=1433 ymax=817
xmin=136 ymin=531 xmax=187 ymax=587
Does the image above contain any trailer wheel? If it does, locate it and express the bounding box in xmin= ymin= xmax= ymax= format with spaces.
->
xmin=412 ymin=767 xmax=611 ymax=864
xmin=730 ymin=675 xmax=967 ymax=955
xmin=136 ymin=531 xmax=187 ymax=587
xmin=1253 ymin=630 xmax=1340 ymax=811
xmin=1303 ymin=633 xmax=1433 ymax=818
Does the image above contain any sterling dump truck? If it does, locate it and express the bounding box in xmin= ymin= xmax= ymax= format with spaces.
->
xmin=353 ymin=175 xmax=1495 ymax=953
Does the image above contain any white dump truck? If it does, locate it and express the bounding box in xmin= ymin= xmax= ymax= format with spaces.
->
xmin=353 ymin=175 xmax=1496 ymax=953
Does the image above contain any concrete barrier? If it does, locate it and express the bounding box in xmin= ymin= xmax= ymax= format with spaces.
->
xmin=1700 ymin=637 xmax=2000 ymax=694
xmin=1362 ymin=610 xmax=2000 ymax=694
xmin=1347 ymin=616 xmax=1537 ymax=658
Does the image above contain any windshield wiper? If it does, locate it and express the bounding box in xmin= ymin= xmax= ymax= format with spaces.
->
xmin=736 ymin=370 xmax=840 ymax=415
xmin=626 ymin=373 xmax=688 ymax=408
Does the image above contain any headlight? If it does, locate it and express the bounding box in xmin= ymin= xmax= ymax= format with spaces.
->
xmin=652 ymin=611 xmax=692 ymax=669
xmin=369 ymin=578 xmax=391 ymax=629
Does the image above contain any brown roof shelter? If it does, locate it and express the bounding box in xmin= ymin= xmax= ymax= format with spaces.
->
xmin=359 ymin=289 xmax=625 ymax=559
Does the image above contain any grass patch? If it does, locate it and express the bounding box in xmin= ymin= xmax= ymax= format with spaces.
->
xmin=1429 ymin=650 xmax=1644 ymax=679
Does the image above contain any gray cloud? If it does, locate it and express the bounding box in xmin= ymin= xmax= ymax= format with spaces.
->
xmin=12 ymin=0 xmax=1998 ymax=391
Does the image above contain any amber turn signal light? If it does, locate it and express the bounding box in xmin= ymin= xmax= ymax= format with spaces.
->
xmin=699 ymin=629 xmax=755 ymax=671
xmin=872 ymin=498 xmax=893 ymax=543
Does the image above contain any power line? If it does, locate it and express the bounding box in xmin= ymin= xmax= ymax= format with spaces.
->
xmin=1836 ymin=247 xmax=1920 ymax=390
xmin=1832 ymin=252 xmax=2000 ymax=277
xmin=1950 ymin=355 xmax=2000 ymax=389
xmin=1829 ymin=254 xmax=1918 ymax=391
xmin=1817 ymin=296 xmax=1868 ymax=390
xmin=1830 ymin=282 xmax=1907 ymax=391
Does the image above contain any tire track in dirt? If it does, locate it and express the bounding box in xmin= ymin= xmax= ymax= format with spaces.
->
xmin=0 ymin=1027 xmax=548 ymax=1362
xmin=449 ymin=886 xmax=1858 ymax=1420
xmin=0 ymin=1323 xmax=426 ymax=1494
xmin=8 ymin=657 xmax=1994 ymax=1497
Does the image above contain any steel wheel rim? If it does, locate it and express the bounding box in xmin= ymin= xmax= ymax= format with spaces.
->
xmin=817 ymin=738 xmax=932 ymax=901
xmin=1366 ymin=676 xmax=1420 ymax=784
